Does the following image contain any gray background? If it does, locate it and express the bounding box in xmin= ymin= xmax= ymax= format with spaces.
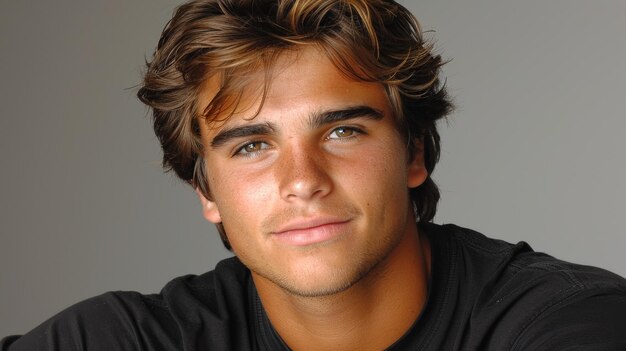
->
xmin=1 ymin=0 xmax=624 ymax=337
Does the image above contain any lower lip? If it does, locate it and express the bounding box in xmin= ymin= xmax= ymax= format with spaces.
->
xmin=272 ymin=221 xmax=350 ymax=246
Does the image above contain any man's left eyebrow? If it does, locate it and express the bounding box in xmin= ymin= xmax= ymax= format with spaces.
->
xmin=309 ymin=106 xmax=385 ymax=128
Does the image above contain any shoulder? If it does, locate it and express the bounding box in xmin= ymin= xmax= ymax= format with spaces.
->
xmin=491 ymin=248 xmax=626 ymax=350
xmin=2 ymin=257 xmax=253 ymax=351
xmin=161 ymin=256 xmax=250 ymax=309
xmin=2 ymin=291 xmax=163 ymax=350
xmin=424 ymin=223 xmax=626 ymax=293
xmin=429 ymin=223 xmax=626 ymax=350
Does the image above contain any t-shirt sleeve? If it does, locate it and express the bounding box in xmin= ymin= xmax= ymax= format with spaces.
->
xmin=1 ymin=292 xmax=159 ymax=351
xmin=511 ymin=293 xmax=626 ymax=351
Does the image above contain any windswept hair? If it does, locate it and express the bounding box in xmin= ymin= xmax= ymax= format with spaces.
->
xmin=137 ymin=0 xmax=453 ymax=250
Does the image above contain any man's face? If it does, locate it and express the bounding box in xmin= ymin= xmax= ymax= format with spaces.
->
xmin=197 ymin=46 xmax=427 ymax=297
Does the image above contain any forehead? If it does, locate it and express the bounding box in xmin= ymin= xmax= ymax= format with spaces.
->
xmin=196 ymin=45 xmax=390 ymax=131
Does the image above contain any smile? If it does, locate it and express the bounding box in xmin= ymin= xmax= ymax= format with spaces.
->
xmin=271 ymin=218 xmax=352 ymax=246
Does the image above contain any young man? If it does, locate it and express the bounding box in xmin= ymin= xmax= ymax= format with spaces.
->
xmin=3 ymin=0 xmax=626 ymax=350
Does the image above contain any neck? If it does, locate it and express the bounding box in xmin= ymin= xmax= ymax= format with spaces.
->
xmin=254 ymin=225 xmax=431 ymax=351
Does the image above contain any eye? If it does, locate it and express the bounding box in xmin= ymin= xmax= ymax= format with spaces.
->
xmin=328 ymin=126 xmax=361 ymax=139
xmin=234 ymin=141 xmax=269 ymax=157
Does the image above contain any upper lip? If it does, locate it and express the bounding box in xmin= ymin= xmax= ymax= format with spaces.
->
xmin=272 ymin=216 xmax=351 ymax=234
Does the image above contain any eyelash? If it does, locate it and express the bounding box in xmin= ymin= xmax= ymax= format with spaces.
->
xmin=232 ymin=126 xmax=365 ymax=158
xmin=233 ymin=141 xmax=269 ymax=158
xmin=326 ymin=126 xmax=364 ymax=140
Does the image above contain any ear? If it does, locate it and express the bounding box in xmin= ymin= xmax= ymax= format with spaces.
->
xmin=407 ymin=140 xmax=429 ymax=189
xmin=195 ymin=188 xmax=222 ymax=224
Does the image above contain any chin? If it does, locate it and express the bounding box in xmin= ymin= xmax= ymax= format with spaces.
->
xmin=261 ymin=255 xmax=385 ymax=298
xmin=272 ymin=273 xmax=361 ymax=298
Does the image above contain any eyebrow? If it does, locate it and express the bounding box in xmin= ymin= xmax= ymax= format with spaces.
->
xmin=309 ymin=105 xmax=384 ymax=129
xmin=210 ymin=105 xmax=384 ymax=148
xmin=211 ymin=122 xmax=276 ymax=148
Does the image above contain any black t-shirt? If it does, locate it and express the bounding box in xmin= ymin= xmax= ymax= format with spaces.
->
xmin=3 ymin=223 xmax=626 ymax=350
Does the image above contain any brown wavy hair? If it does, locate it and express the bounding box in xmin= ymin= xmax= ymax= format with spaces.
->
xmin=137 ymin=0 xmax=453 ymax=250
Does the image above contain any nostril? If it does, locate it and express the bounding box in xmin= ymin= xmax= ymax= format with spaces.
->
xmin=278 ymin=154 xmax=333 ymax=201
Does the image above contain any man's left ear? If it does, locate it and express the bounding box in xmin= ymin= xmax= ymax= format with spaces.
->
xmin=407 ymin=141 xmax=428 ymax=189
xmin=195 ymin=188 xmax=222 ymax=224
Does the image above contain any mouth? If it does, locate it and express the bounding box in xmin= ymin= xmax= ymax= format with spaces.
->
xmin=271 ymin=217 xmax=352 ymax=246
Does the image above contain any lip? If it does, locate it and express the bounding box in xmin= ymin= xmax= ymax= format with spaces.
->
xmin=271 ymin=217 xmax=351 ymax=246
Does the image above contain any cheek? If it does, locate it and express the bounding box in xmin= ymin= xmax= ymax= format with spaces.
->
xmin=210 ymin=175 xmax=269 ymax=254
xmin=209 ymin=165 xmax=275 ymax=223
xmin=368 ymin=138 xmax=409 ymax=182
xmin=343 ymin=145 xmax=409 ymax=203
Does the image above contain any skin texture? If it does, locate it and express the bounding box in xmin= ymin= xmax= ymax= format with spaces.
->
xmin=196 ymin=46 xmax=431 ymax=350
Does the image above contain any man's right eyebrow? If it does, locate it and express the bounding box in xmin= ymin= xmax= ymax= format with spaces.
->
xmin=210 ymin=122 xmax=276 ymax=148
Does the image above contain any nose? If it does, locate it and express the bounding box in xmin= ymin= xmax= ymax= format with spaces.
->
xmin=277 ymin=144 xmax=332 ymax=202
